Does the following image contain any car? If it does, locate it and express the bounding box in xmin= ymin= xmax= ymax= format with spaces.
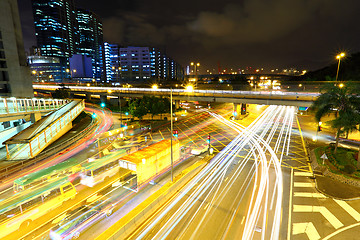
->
xmin=50 ymin=201 xmax=114 ymax=240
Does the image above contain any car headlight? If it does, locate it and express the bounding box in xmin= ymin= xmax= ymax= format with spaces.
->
xmin=50 ymin=231 xmax=63 ymax=240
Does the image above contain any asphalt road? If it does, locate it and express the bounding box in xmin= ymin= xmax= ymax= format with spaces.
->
xmin=18 ymin=104 xmax=239 ymax=240
xmin=130 ymin=105 xmax=301 ymax=240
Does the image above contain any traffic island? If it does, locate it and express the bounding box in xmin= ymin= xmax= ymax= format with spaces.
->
xmin=310 ymin=145 xmax=360 ymax=200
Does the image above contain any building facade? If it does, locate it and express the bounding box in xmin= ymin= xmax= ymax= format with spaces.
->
xmin=76 ymin=8 xmax=103 ymax=80
xmin=32 ymin=0 xmax=104 ymax=82
xmin=117 ymin=46 xmax=184 ymax=82
xmin=103 ymin=42 xmax=121 ymax=83
xmin=32 ymin=0 xmax=78 ymax=61
xmin=0 ymin=0 xmax=33 ymax=97
xmin=69 ymin=54 xmax=92 ymax=80
xmin=28 ymin=56 xmax=62 ymax=82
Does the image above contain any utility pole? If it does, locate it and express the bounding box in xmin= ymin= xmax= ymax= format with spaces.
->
xmin=170 ymin=88 xmax=173 ymax=182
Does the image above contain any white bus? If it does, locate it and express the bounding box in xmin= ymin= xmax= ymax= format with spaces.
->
xmin=80 ymin=150 xmax=132 ymax=187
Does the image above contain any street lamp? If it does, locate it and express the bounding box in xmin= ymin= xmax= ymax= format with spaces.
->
xmin=112 ymin=66 xmax=122 ymax=83
xmin=335 ymin=52 xmax=345 ymax=81
xmin=191 ymin=62 xmax=200 ymax=86
xmin=170 ymin=87 xmax=174 ymax=182
xmin=152 ymin=84 xmax=158 ymax=90
xmin=185 ymin=84 xmax=194 ymax=92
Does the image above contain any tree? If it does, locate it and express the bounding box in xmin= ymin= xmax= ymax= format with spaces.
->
xmin=52 ymin=84 xmax=70 ymax=99
xmin=312 ymin=83 xmax=360 ymax=157
xmin=129 ymin=99 xmax=147 ymax=120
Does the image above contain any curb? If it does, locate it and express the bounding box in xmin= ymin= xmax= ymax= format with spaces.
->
xmin=309 ymin=148 xmax=360 ymax=201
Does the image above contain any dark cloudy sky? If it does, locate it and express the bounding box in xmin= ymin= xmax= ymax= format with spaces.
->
xmin=19 ymin=0 xmax=360 ymax=72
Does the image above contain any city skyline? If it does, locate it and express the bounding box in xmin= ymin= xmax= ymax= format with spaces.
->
xmin=19 ymin=0 xmax=360 ymax=72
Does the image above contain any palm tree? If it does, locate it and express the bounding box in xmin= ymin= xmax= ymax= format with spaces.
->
xmin=312 ymin=83 xmax=360 ymax=156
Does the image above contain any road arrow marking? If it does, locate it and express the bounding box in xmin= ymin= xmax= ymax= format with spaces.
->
xmin=334 ymin=199 xmax=360 ymax=221
xmin=294 ymin=182 xmax=315 ymax=188
xmin=293 ymin=222 xmax=320 ymax=240
xmin=293 ymin=205 xmax=343 ymax=229
xmin=294 ymin=192 xmax=327 ymax=198
xmin=294 ymin=171 xmax=312 ymax=177
xmin=320 ymin=153 xmax=328 ymax=160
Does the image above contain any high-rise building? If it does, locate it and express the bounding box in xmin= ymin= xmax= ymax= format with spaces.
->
xmin=119 ymin=46 xmax=184 ymax=82
xmin=103 ymin=42 xmax=120 ymax=82
xmin=119 ymin=46 xmax=151 ymax=81
xmin=32 ymin=0 xmax=77 ymax=60
xmin=32 ymin=1 xmax=104 ymax=82
xmin=0 ymin=0 xmax=33 ymax=97
xmin=76 ymin=8 xmax=103 ymax=80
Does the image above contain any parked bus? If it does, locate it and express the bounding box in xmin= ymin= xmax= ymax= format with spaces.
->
xmin=13 ymin=159 xmax=82 ymax=192
xmin=0 ymin=178 xmax=76 ymax=239
xmin=80 ymin=150 xmax=129 ymax=187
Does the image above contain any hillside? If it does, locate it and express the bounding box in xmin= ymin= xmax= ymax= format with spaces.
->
xmin=302 ymin=52 xmax=360 ymax=81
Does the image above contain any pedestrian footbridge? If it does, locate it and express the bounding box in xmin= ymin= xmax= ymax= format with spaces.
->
xmin=0 ymin=97 xmax=68 ymax=121
xmin=4 ymin=100 xmax=85 ymax=160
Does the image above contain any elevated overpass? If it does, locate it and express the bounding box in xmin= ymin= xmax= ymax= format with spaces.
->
xmin=34 ymin=85 xmax=319 ymax=107
xmin=4 ymin=100 xmax=85 ymax=160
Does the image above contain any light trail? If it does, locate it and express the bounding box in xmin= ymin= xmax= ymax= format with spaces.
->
xmin=134 ymin=105 xmax=295 ymax=240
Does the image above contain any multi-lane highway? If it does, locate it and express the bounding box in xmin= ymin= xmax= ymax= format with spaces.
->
xmin=127 ymin=105 xmax=296 ymax=239
xmin=3 ymin=101 xmax=360 ymax=240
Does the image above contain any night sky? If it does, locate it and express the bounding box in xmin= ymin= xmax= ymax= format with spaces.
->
xmin=19 ymin=0 xmax=360 ymax=72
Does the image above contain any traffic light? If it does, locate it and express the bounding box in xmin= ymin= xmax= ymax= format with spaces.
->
xmin=125 ymin=112 xmax=129 ymax=116
xmin=124 ymin=122 xmax=128 ymax=129
xmin=173 ymin=130 xmax=178 ymax=138
xmin=317 ymin=126 xmax=322 ymax=132
xmin=91 ymin=113 xmax=97 ymax=118
xmin=233 ymin=110 xmax=237 ymax=117
xmin=207 ymin=135 xmax=211 ymax=144
xmin=100 ymin=102 xmax=106 ymax=108
xmin=241 ymin=103 xmax=246 ymax=115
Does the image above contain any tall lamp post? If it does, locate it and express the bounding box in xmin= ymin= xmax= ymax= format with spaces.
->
xmin=191 ymin=62 xmax=200 ymax=87
xmin=335 ymin=52 xmax=345 ymax=81
xmin=170 ymin=88 xmax=173 ymax=182
xmin=112 ymin=66 xmax=122 ymax=127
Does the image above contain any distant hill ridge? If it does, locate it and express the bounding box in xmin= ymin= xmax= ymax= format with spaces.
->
xmin=303 ymin=52 xmax=360 ymax=81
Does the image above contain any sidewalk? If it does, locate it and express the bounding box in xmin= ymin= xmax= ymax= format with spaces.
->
xmin=315 ymin=175 xmax=360 ymax=200
xmin=309 ymin=148 xmax=360 ymax=200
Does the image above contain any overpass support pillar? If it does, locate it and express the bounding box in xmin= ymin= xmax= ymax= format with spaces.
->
xmin=30 ymin=112 xmax=41 ymax=123
xmin=86 ymin=93 xmax=91 ymax=101
xmin=100 ymin=95 xmax=107 ymax=103
xmin=174 ymin=100 xmax=180 ymax=109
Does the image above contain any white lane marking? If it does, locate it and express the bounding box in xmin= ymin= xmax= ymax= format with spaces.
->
xmin=287 ymin=168 xmax=294 ymax=240
xmin=294 ymin=171 xmax=312 ymax=177
xmin=293 ymin=182 xmax=315 ymax=188
xmin=294 ymin=192 xmax=327 ymax=198
xmin=293 ymin=205 xmax=343 ymax=229
xmin=334 ymin=199 xmax=360 ymax=221
xmin=292 ymin=222 xmax=320 ymax=240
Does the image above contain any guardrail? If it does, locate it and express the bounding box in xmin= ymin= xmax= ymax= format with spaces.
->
xmin=0 ymin=97 xmax=68 ymax=115
xmin=33 ymin=85 xmax=320 ymax=102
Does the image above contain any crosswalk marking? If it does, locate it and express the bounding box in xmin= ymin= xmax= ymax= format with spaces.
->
xmin=293 ymin=222 xmax=320 ymax=240
xmin=294 ymin=192 xmax=327 ymax=198
xmin=294 ymin=171 xmax=312 ymax=177
xmin=293 ymin=205 xmax=343 ymax=229
xmin=294 ymin=182 xmax=315 ymax=188
xmin=334 ymin=199 xmax=360 ymax=221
